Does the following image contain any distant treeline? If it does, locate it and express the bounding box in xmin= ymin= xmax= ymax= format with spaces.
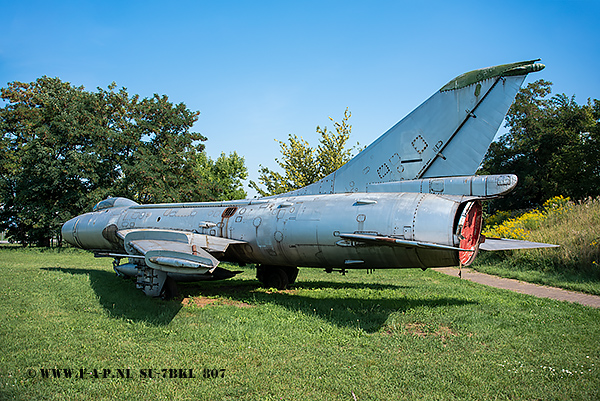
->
xmin=480 ymin=80 xmax=600 ymax=212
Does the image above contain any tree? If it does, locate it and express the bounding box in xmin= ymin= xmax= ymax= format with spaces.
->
xmin=0 ymin=77 xmax=246 ymax=246
xmin=480 ymin=80 xmax=600 ymax=211
xmin=249 ymin=108 xmax=359 ymax=196
xmin=196 ymin=151 xmax=248 ymax=200
xmin=117 ymin=93 xmax=209 ymax=204
xmin=0 ymin=77 xmax=121 ymax=246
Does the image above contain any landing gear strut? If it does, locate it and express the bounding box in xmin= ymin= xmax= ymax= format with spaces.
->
xmin=160 ymin=276 xmax=180 ymax=300
xmin=256 ymin=265 xmax=299 ymax=290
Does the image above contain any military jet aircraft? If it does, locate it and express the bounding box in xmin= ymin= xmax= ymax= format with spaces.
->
xmin=62 ymin=59 xmax=555 ymax=297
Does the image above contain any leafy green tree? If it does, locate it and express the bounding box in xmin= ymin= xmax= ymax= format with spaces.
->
xmin=0 ymin=77 xmax=246 ymax=246
xmin=480 ymin=80 xmax=599 ymax=211
xmin=250 ymin=108 xmax=358 ymax=196
xmin=0 ymin=77 xmax=120 ymax=246
xmin=196 ymin=151 xmax=248 ymax=200
xmin=118 ymin=94 xmax=208 ymax=204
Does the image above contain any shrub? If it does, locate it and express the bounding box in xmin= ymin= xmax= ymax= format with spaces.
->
xmin=480 ymin=196 xmax=600 ymax=278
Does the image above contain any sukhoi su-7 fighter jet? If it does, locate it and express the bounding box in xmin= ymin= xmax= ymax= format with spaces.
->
xmin=62 ymin=59 xmax=555 ymax=297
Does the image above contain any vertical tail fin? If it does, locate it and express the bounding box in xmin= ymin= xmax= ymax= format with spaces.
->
xmin=287 ymin=60 xmax=545 ymax=196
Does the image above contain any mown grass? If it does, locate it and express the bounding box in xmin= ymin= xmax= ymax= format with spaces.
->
xmin=1 ymin=246 xmax=599 ymax=400
xmin=476 ymin=196 xmax=600 ymax=294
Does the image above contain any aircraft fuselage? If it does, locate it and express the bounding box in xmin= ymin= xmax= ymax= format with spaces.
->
xmin=62 ymin=192 xmax=480 ymax=272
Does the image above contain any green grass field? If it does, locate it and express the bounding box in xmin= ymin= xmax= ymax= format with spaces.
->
xmin=1 ymin=246 xmax=599 ymax=400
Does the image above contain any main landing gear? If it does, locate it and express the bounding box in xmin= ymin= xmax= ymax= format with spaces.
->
xmin=256 ymin=265 xmax=299 ymax=290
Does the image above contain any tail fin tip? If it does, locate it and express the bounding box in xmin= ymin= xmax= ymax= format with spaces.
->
xmin=440 ymin=59 xmax=545 ymax=92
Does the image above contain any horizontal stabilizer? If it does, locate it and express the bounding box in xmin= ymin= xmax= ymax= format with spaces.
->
xmin=479 ymin=237 xmax=559 ymax=251
xmin=339 ymin=233 xmax=475 ymax=252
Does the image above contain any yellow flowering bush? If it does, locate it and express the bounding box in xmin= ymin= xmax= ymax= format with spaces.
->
xmin=483 ymin=196 xmax=571 ymax=240
xmin=480 ymin=196 xmax=600 ymax=278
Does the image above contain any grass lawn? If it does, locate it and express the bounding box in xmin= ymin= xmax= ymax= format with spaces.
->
xmin=1 ymin=246 xmax=599 ymax=400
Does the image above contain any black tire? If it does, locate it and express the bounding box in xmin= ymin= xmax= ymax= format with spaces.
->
xmin=281 ymin=266 xmax=299 ymax=285
xmin=259 ymin=266 xmax=289 ymax=290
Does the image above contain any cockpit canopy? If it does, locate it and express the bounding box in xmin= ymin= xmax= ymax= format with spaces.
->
xmin=93 ymin=197 xmax=139 ymax=212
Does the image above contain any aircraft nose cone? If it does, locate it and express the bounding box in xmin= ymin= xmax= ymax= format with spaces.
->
xmin=61 ymin=217 xmax=79 ymax=247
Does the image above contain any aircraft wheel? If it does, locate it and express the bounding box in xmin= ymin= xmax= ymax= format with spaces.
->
xmin=258 ymin=266 xmax=289 ymax=290
xmin=281 ymin=266 xmax=299 ymax=285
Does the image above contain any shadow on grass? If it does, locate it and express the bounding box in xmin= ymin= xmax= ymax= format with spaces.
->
xmin=40 ymin=267 xmax=476 ymax=332
xmin=41 ymin=267 xmax=182 ymax=326
xmin=178 ymin=279 xmax=476 ymax=333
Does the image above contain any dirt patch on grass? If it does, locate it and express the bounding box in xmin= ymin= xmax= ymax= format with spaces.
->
xmin=181 ymin=296 xmax=253 ymax=308
xmin=405 ymin=323 xmax=457 ymax=339
xmin=259 ymin=288 xmax=300 ymax=295
xmin=385 ymin=323 xmax=458 ymax=340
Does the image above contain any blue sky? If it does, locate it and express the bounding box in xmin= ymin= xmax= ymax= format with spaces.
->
xmin=1 ymin=0 xmax=599 ymax=197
